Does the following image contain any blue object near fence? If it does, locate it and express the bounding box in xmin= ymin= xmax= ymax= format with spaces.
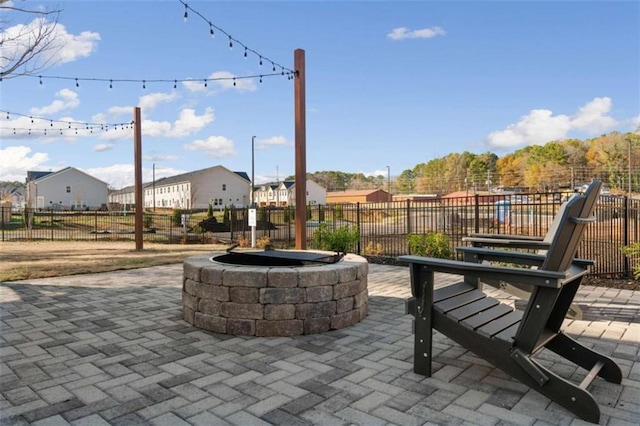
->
xmin=493 ymin=200 xmax=511 ymax=225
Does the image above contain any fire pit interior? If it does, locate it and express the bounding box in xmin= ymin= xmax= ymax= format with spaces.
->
xmin=182 ymin=249 xmax=368 ymax=337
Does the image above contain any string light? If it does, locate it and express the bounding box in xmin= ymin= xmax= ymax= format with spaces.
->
xmin=183 ymin=3 xmax=188 ymax=21
xmin=0 ymin=109 xmax=133 ymax=137
xmin=178 ymin=0 xmax=294 ymax=76
xmin=23 ymin=72 xmax=295 ymax=88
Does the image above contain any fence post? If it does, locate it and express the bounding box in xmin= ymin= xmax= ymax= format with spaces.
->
xmin=406 ymin=199 xmax=411 ymax=236
xmin=95 ymin=210 xmax=98 ymax=241
xmin=356 ymin=202 xmax=361 ymax=255
xmin=50 ymin=209 xmax=54 ymax=241
xmin=1 ymin=206 xmax=4 ymax=242
xmin=474 ymin=194 xmax=480 ymax=233
xmin=623 ymin=196 xmax=630 ymax=278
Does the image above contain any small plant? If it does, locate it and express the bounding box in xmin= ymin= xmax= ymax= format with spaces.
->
xmin=283 ymin=205 xmax=292 ymax=223
xmin=222 ymin=206 xmax=230 ymax=225
xmin=143 ymin=212 xmax=154 ymax=229
xmin=407 ymin=233 xmax=453 ymax=259
xmin=236 ymin=235 xmax=250 ymax=248
xmin=207 ymin=203 xmax=213 ymax=218
xmin=333 ymin=204 xmax=343 ymax=221
xmin=312 ymin=223 xmax=359 ymax=253
xmin=172 ymin=209 xmax=184 ymax=226
xmin=622 ymin=243 xmax=640 ymax=279
xmin=362 ymin=241 xmax=384 ymax=256
xmin=256 ymin=236 xmax=272 ymax=249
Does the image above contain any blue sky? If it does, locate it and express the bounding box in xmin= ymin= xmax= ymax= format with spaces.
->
xmin=1 ymin=1 xmax=638 ymax=189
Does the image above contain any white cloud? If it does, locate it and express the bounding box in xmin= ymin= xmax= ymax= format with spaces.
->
xmin=184 ymin=135 xmax=236 ymax=158
xmin=143 ymin=154 xmax=179 ymax=162
xmin=387 ymin=26 xmax=446 ymax=41
xmin=570 ymin=97 xmax=617 ymax=133
xmin=93 ymin=143 xmax=114 ymax=152
xmin=143 ymin=108 xmax=214 ymax=138
xmin=30 ymin=89 xmax=80 ymax=115
xmin=83 ymin=163 xmax=185 ymax=189
xmin=139 ymin=91 xmax=180 ymax=111
xmin=0 ymin=18 xmax=99 ymax=71
xmin=0 ymin=146 xmax=50 ymax=181
xmin=255 ymin=136 xmax=290 ymax=150
xmin=487 ymin=97 xmax=619 ymax=149
xmin=183 ymin=71 xmax=257 ymax=94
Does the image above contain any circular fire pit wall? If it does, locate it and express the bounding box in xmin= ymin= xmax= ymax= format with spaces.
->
xmin=182 ymin=252 xmax=368 ymax=336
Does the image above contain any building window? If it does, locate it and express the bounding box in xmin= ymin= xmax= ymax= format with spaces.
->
xmin=66 ymin=186 xmax=71 ymax=193
xmin=222 ymin=184 xmax=227 ymax=191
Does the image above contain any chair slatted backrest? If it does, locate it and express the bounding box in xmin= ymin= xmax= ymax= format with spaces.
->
xmin=540 ymin=180 xmax=601 ymax=272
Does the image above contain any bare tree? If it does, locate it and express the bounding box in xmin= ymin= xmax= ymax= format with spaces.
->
xmin=0 ymin=0 xmax=62 ymax=79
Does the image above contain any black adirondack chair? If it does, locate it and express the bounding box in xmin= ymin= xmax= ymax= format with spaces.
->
xmin=401 ymin=180 xmax=622 ymax=423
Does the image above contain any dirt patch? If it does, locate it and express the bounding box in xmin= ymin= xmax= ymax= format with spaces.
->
xmin=0 ymin=241 xmax=228 ymax=281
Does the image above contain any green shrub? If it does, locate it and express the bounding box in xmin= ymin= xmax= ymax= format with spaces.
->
xmin=407 ymin=233 xmax=453 ymax=258
xmin=622 ymin=243 xmax=640 ymax=279
xmin=283 ymin=205 xmax=292 ymax=223
xmin=143 ymin=212 xmax=154 ymax=229
xmin=312 ymin=223 xmax=359 ymax=253
xmin=207 ymin=203 xmax=213 ymax=218
xmin=333 ymin=204 xmax=343 ymax=221
xmin=222 ymin=206 xmax=230 ymax=225
xmin=172 ymin=209 xmax=184 ymax=226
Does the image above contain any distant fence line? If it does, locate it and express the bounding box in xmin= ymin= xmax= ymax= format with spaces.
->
xmin=2 ymin=193 xmax=638 ymax=278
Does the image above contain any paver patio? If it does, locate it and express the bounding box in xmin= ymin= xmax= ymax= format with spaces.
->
xmin=1 ymin=263 xmax=639 ymax=425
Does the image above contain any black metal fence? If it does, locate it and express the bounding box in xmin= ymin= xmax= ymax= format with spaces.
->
xmin=2 ymin=192 xmax=638 ymax=278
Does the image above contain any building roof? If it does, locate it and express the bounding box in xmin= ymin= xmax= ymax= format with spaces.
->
xmin=327 ymin=189 xmax=387 ymax=196
xmin=28 ymin=167 xmax=108 ymax=186
xmin=26 ymin=171 xmax=53 ymax=182
xmin=153 ymin=165 xmax=249 ymax=187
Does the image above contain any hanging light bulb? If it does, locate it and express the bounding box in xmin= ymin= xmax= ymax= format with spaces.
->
xmin=39 ymin=76 xmax=43 ymax=85
xmin=75 ymin=78 xmax=79 ymax=87
xmin=183 ymin=4 xmax=188 ymax=21
xmin=259 ymin=56 xmax=263 ymax=66
xmin=6 ymin=112 xmax=9 ymax=119
xmin=259 ymin=75 xmax=263 ymax=83
xmin=30 ymin=116 xmax=33 ymax=123
xmin=204 ymin=79 xmax=208 ymax=88
xmin=233 ymin=78 xmax=236 ymax=87
xmin=229 ymin=36 xmax=233 ymax=49
xmin=174 ymin=80 xmax=178 ymax=89
xmin=109 ymin=80 xmax=113 ymax=89
xmin=209 ymin=23 xmax=215 ymax=38
xmin=272 ymin=62 xmax=276 ymax=72
xmin=142 ymin=80 xmax=146 ymax=89
xmin=50 ymin=120 xmax=53 ymax=127
xmin=244 ymin=47 xmax=248 ymax=58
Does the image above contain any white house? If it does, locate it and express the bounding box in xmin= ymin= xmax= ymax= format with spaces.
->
xmin=26 ymin=167 xmax=108 ymax=210
xmin=254 ymin=180 xmax=326 ymax=207
xmin=143 ymin=165 xmax=251 ymax=209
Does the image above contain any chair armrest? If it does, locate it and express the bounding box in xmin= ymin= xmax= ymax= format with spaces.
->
xmin=456 ymin=247 xmax=595 ymax=269
xmin=399 ymin=255 xmax=587 ymax=289
xmin=456 ymin=246 xmax=546 ymax=267
xmin=462 ymin=236 xmax=551 ymax=250
xmin=466 ymin=233 xmax=544 ymax=242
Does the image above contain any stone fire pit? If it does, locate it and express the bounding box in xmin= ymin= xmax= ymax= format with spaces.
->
xmin=182 ymin=251 xmax=368 ymax=336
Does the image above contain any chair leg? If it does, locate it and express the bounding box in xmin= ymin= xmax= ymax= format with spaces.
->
xmin=413 ymin=307 xmax=432 ymax=377
xmin=546 ymin=332 xmax=622 ymax=384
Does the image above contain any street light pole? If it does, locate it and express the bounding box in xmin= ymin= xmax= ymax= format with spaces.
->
xmin=251 ymin=136 xmax=256 ymax=248
xmin=386 ymin=165 xmax=391 ymax=202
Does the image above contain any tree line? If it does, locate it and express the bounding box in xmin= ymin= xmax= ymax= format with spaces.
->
xmin=291 ymin=132 xmax=639 ymax=195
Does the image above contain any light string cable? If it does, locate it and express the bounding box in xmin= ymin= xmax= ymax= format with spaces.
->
xmin=0 ymin=109 xmax=134 ymax=136
xmin=11 ymin=2 xmax=296 ymax=89
xmin=180 ymin=0 xmax=296 ymax=78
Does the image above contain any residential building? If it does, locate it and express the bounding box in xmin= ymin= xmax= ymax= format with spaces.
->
xmin=26 ymin=167 xmax=108 ymax=210
xmin=326 ymin=189 xmax=390 ymax=204
xmin=254 ymin=180 xmax=326 ymax=207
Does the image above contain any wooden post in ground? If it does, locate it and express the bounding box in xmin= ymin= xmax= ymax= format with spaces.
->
xmin=294 ymin=49 xmax=307 ymax=250
xmin=133 ymin=107 xmax=143 ymax=251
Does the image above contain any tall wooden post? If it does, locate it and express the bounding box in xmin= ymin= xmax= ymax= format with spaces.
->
xmin=294 ymin=49 xmax=307 ymax=249
xmin=134 ymin=107 xmax=143 ymax=251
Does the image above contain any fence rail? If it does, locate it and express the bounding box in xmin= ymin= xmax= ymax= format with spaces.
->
xmin=2 ymin=193 xmax=638 ymax=278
